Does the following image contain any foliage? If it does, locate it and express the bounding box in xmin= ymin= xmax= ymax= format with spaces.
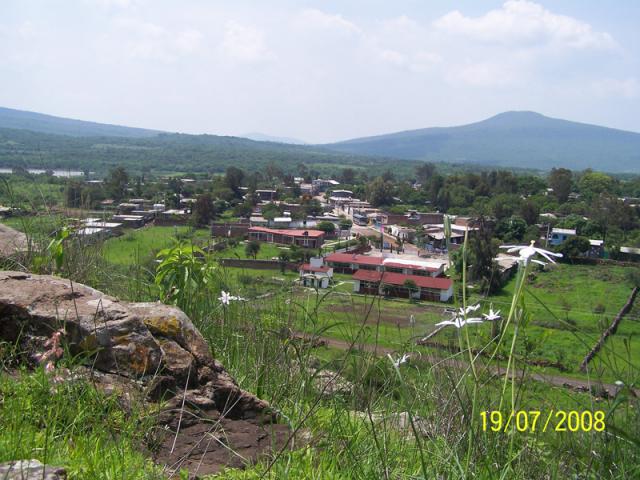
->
xmin=155 ymin=243 xmax=216 ymax=309
xmin=317 ymin=221 xmax=336 ymax=234
xmin=245 ymin=240 xmax=261 ymax=259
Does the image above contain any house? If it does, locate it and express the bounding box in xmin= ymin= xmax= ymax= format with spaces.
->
xmin=211 ymin=222 xmax=250 ymax=238
xmin=255 ymin=190 xmax=277 ymax=202
xmin=312 ymin=178 xmax=340 ymax=192
xmin=352 ymin=270 xmax=453 ymax=302
xmin=324 ymin=253 xmax=383 ymax=273
xmin=389 ymin=225 xmax=415 ymax=242
xmin=112 ymin=214 xmax=147 ymax=228
xmin=548 ymin=228 xmax=576 ymax=246
xmin=83 ymin=221 xmax=123 ymax=235
xmin=587 ymin=239 xmax=605 ymax=258
xmin=619 ymin=246 xmax=640 ymax=261
xmin=248 ymin=227 xmax=325 ymax=248
xmin=299 ymin=257 xmax=334 ymax=288
xmin=324 ymin=253 xmax=445 ymax=277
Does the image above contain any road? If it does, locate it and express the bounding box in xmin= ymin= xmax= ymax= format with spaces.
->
xmin=293 ymin=331 xmax=637 ymax=398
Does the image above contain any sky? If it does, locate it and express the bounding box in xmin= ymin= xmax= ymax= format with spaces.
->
xmin=1 ymin=0 xmax=639 ymax=143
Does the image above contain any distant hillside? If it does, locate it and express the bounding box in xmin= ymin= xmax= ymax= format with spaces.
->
xmin=0 ymin=127 xmax=422 ymax=177
xmin=0 ymin=107 xmax=161 ymax=138
xmin=241 ymin=132 xmax=306 ymax=145
xmin=325 ymin=112 xmax=640 ymax=173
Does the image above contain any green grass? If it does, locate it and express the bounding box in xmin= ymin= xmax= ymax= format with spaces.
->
xmin=0 ymin=368 xmax=162 ymax=479
xmin=102 ymin=225 xmax=210 ymax=265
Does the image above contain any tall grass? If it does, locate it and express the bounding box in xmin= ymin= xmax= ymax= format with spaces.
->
xmin=0 ymin=195 xmax=638 ymax=478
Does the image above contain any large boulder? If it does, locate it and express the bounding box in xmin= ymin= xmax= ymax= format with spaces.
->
xmin=0 ymin=271 xmax=269 ymax=420
xmin=0 ymin=224 xmax=27 ymax=258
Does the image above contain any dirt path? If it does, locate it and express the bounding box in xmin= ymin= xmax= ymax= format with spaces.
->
xmin=294 ymin=332 xmax=638 ymax=398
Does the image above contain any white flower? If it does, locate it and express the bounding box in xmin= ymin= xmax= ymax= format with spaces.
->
xmin=219 ymin=291 xmax=244 ymax=305
xmin=458 ymin=304 xmax=480 ymax=316
xmin=387 ymin=353 xmax=410 ymax=368
xmin=615 ymin=380 xmax=624 ymax=387
xmin=436 ymin=314 xmax=483 ymax=329
xmin=483 ymin=305 xmax=501 ymax=321
xmin=409 ymin=314 xmax=415 ymax=326
xmin=219 ymin=291 xmax=232 ymax=305
xmin=500 ymin=240 xmax=562 ymax=266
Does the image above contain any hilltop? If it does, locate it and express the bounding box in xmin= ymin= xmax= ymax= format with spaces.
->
xmin=0 ymin=106 xmax=161 ymax=138
xmin=325 ymin=111 xmax=640 ymax=173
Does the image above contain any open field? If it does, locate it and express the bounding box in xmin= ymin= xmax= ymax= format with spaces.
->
xmin=276 ymin=263 xmax=639 ymax=382
xmin=102 ymin=226 xmax=210 ymax=265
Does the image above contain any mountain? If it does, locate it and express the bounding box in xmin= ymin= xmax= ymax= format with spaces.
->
xmin=0 ymin=107 xmax=161 ymax=138
xmin=241 ymin=132 xmax=306 ymax=145
xmin=324 ymin=111 xmax=640 ymax=173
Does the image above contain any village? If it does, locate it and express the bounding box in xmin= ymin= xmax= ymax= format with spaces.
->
xmin=2 ymin=168 xmax=630 ymax=308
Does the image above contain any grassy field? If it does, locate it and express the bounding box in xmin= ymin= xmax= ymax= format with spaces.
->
xmin=280 ymin=263 xmax=639 ymax=382
xmin=102 ymin=226 xmax=210 ymax=265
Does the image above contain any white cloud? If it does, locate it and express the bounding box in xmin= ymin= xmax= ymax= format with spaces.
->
xmin=220 ymin=21 xmax=275 ymax=63
xmin=590 ymin=78 xmax=640 ymax=99
xmin=114 ymin=18 xmax=203 ymax=62
xmin=295 ymin=9 xmax=361 ymax=35
xmin=434 ymin=0 xmax=616 ymax=50
xmin=447 ymin=62 xmax=517 ymax=88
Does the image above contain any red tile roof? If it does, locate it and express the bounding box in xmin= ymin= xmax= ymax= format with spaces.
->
xmin=382 ymin=272 xmax=452 ymax=290
xmin=249 ymin=226 xmax=325 ymax=238
xmin=383 ymin=261 xmax=439 ymax=272
xmin=352 ymin=270 xmax=384 ymax=282
xmin=300 ymin=264 xmax=331 ymax=273
xmin=325 ymin=253 xmax=383 ymax=266
xmin=351 ymin=271 xmax=452 ymax=290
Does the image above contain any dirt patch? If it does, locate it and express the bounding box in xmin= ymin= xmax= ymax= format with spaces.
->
xmin=326 ymin=303 xmax=446 ymax=327
xmin=153 ymin=407 xmax=291 ymax=477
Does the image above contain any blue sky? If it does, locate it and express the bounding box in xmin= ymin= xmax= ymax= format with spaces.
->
xmin=1 ymin=0 xmax=638 ymax=142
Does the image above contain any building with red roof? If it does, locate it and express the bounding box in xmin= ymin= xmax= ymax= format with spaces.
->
xmin=352 ymin=269 xmax=453 ymax=302
xmin=299 ymin=257 xmax=334 ymax=289
xmin=248 ymin=226 xmax=325 ymax=249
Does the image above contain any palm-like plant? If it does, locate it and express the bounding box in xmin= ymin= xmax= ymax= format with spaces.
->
xmin=155 ymin=243 xmax=215 ymax=309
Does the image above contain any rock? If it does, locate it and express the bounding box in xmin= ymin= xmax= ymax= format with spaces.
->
xmin=312 ymin=369 xmax=354 ymax=398
xmin=0 ymin=459 xmax=66 ymax=480
xmin=0 ymin=271 xmax=271 ymax=420
xmin=0 ymin=224 xmax=27 ymax=258
xmin=352 ymin=411 xmax=432 ymax=438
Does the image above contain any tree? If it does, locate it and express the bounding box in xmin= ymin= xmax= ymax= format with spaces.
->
xmin=466 ymin=217 xmax=502 ymax=294
xmin=403 ymin=279 xmax=418 ymax=299
xmin=578 ymin=171 xmax=614 ymax=201
xmin=339 ymin=219 xmax=353 ymax=231
xmin=317 ymin=221 xmax=336 ymax=234
xmin=341 ymin=168 xmax=355 ymax=184
xmin=245 ymin=240 xmax=261 ymax=259
xmin=548 ymin=168 xmax=572 ymax=203
xmin=106 ymin=166 xmax=129 ymax=201
xmin=193 ymin=193 xmax=215 ymax=226
xmin=65 ymin=181 xmax=83 ymax=208
xmin=520 ymin=200 xmax=540 ymax=225
xmin=367 ymin=177 xmax=394 ymax=207
xmin=225 ymin=167 xmax=245 ymax=197
xmin=415 ymin=163 xmax=436 ymax=184
xmin=557 ymin=236 xmax=590 ymax=261
xmin=495 ymin=216 xmax=527 ymax=243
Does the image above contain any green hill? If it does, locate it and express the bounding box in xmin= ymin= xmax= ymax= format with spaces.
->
xmin=325 ymin=111 xmax=640 ymax=173
xmin=0 ymin=106 xmax=161 ymax=138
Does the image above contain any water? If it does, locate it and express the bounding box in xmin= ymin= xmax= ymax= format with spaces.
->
xmin=0 ymin=168 xmax=85 ymax=177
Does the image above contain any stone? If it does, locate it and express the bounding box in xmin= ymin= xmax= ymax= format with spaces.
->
xmin=0 ymin=224 xmax=27 ymax=258
xmin=0 ymin=271 xmax=271 ymax=420
xmin=312 ymin=369 xmax=354 ymax=398
xmin=0 ymin=459 xmax=66 ymax=480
